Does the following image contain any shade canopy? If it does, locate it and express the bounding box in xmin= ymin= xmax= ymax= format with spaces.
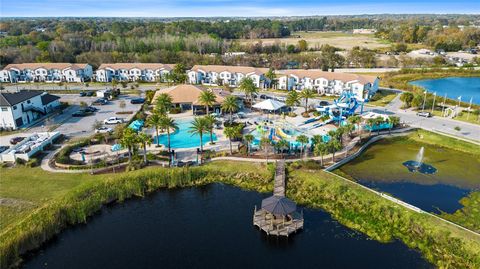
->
xmin=261 ymin=195 xmax=297 ymax=215
xmin=111 ymin=144 xmax=122 ymax=152
xmin=253 ymin=99 xmax=286 ymax=111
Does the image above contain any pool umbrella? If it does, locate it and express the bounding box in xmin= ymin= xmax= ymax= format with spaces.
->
xmin=261 ymin=195 xmax=296 ymax=215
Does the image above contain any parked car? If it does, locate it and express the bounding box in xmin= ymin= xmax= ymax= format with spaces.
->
xmin=92 ymin=98 xmax=108 ymax=106
xmin=130 ymin=98 xmax=146 ymax=104
xmin=95 ymin=126 xmax=113 ymax=134
xmin=0 ymin=145 xmax=9 ymax=153
xmin=416 ymin=112 xmax=432 ymax=118
xmin=72 ymin=110 xmax=90 ymax=117
xmin=86 ymin=91 xmax=95 ymax=96
xmin=84 ymin=106 xmax=99 ymax=112
xmin=79 ymin=91 xmax=87 ymax=97
xmin=104 ymin=117 xmax=124 ymax=124
xmin=9 ymin=137 xmax=25 ymax=145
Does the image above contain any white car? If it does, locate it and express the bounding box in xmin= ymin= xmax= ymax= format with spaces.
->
xmin=103 ymin=117 xmax=124 ymax=124
xmin=95 ymin=126 xmax=113 ymax=133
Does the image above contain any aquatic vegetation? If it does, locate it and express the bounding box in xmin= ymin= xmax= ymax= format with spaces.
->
xmin=287 ymin=169 xmax=480 ymax=269
xmin=441 ymin=192 xmax=480 ymax=234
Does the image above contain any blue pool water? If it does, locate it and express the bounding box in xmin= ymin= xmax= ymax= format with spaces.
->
xmin=409 ymin=77 xmax=480 ymax=105
xmin=154 ymin=119 xmax=217 ymax=149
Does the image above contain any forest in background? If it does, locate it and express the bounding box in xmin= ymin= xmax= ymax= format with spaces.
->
xmin=1 ymin=15 xmax=480 ymax=69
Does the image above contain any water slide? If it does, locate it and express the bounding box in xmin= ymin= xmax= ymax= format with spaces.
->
xmin=276 ymin=128 xmax=292 ymax=140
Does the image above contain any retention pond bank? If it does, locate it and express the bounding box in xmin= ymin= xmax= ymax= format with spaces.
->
xmin=21 ymin=184 xmax=430 ymax=269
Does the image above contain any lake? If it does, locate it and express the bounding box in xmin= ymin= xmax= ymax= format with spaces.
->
xmin=409 ymin=77 xmax=480 ymax=105
xmin=337 ymin=137 xmax=480 ymax=214
xmin=21 ymin=184 xmax=431 ymax=269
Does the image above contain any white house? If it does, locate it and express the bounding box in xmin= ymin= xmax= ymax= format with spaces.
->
xmin=188 ymin=65 xmax=269 ymax=88
xmin=0 ymin=63 xmax=93 ymax=83
xmin=277 ymin=70 xmax=379 ymax=101
xmin=0 ymin=91 xmax=60 ymax=130
xmin=95 ymin=63 xmax=175 ymax=82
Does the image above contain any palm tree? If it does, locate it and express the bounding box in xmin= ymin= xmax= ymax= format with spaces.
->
xmin=301 ymin=89 xmax=315 ymax=113
xmin=137 ymin=132 xmax=152 ymax=164
xmin=189 ymin=117 xmax=208 ymax=153
xmin=260 ymin=136 xmax=271 ymax=162
xmin=388 ymin=116 xmax=400 ymax=134
xmin=159 ymin=115 xmax=178 ymax=153
xmin=286 ymin=91 xmax=300 ymax=111
xmin=238 ymin=77 xmax=258 ymax=107
xmin=147 ymin=112 xmax=162 ymax=147
xmin=366 ymin=118 xmax=376 ymax=135
xmin=265 ymin=67 xmax=276 ymax=89
xmin=120 ymin=128 xmax=138 ymax=162
xmin=275 ymin=139 xmax=290 ymax=158
xmin=327 ymin=138 xmax=342 ymax=163
xmin=199 ymin=90 xmax=217 ymax=115
xmin=243 ymin=134 xmax=254 ymax=156
xmin=204 ymin=115 xmax=216 ymax=144
xmin=222 ymin=95 xmax=239 ymax=122
xmin=343 ymin=123 xmax=355 ymax=138
xmin=348 ymin=115 xmax=362 ymax=138
xmin=156 ymin=93 xmax=172 ymax=115
xmin=314 ymin=142 xmax=329 ymax=167
xmin=224 ymin=126 xmax=241 ymax=154
xmin=374 ymin=116 xmax=384 ymax=135
xmin=296 ymin=134 xmax=309 ymax=157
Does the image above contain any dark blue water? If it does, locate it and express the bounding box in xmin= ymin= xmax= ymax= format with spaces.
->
xmin=358 ymin=181 xmax=470 ymax=214
xmin=409 ymin=77 xmax=480 ymax=105
xmin=22 ymin=184 xmax=431 ymax=269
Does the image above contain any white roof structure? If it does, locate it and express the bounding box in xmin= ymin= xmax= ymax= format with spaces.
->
xmin=252 ymin=99 xmax=286 ymax=111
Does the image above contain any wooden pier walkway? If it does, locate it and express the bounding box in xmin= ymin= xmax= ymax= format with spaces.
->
xmin=273 ymin=160 xmax=286 ymax=197
xmin=253 ymin=160 xmax=304 ymax=237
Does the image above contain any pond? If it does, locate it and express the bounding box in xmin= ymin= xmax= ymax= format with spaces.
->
xmin=336 ymin=137 xmax=480 ymax=214
xmin=409 ymin=77 xmax=480 ymax=105
xmin=154 ymin=118 xmax=217 ymax=149
xmin=21 ymin=184 xmax=431 ymax=269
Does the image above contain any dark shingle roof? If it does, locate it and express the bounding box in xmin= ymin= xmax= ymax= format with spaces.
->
xmin=41 ymin=94 xmax=60 ymax=105
xmin=0 ymin=91 xmax=43 ymax=106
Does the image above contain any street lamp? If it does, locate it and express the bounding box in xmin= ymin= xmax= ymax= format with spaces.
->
xmin=421 ymin=91 xmax=427 ymax=112
xmin=431 ymin=92 xmax=436 ymax=114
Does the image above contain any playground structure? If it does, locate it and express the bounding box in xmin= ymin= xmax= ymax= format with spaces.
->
xmin=315 ymin=91 xmax=364 ymax=127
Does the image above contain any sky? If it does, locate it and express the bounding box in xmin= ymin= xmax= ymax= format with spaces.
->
xmin=1 ymin=0 xmax=479 ymax=17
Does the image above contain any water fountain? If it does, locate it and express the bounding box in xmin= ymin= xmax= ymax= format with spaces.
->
xmin=402 ymin=146 xmax=437 ymax=174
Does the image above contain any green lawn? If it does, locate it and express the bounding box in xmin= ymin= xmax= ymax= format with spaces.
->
xmin=366 ymin=89 xmax=398 ymax=107
xmin=430 ymin=109 xmax=480 ymax=125
xmin=0 ymin=167 xmax=101 ymax=230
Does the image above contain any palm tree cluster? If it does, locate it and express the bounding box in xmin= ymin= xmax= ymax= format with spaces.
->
xmin=119 ymin=127 xmax=152 ymax=165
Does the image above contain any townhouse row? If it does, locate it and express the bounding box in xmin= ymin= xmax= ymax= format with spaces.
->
xmin=0 ymin=63 xmax=379 ymax=101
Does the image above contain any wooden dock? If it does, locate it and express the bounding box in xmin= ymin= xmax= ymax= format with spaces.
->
xmin=273 ymin=160 xmax=286 ymax=197
xmin=253 ymin=160 xmax=304 ymax=237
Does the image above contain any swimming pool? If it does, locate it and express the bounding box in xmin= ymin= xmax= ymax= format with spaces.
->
xmin=154 ymin=119 xmax=217 ymax=149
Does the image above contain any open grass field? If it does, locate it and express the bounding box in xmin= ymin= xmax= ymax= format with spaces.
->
xmin=239 ymin=31 xmax=391 ymax=50
xmin=0 ymin=167 xmax=100 ymax=230
xmin=366 ymin=89 xmax=398 ymax=107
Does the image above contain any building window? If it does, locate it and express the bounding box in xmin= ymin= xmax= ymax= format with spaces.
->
xmin=13 ymin=105 xmax=17 ymax=110
xmin=27 ymin=100 xmax=31 ymax=104
xmin=1 ymin=107 xmax=7 ymax=111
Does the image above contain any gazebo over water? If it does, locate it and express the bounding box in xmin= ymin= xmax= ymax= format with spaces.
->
xmin=253 ymin=161 xmax=304 ymax=237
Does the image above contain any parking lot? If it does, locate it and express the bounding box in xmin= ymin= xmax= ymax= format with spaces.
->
xmin=0 ymin=94 xmax=144 ymax=147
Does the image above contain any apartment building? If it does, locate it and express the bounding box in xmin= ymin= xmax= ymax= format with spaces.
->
xmin=0 ymin=63 xmax=93 ymax=83
xmin=188 ymin=65 xmax=269 ymax=88
xmin=277 ymin=70 xmax=379 ymax=101
xmin=95 ymin=63 xmax=175 ymax=82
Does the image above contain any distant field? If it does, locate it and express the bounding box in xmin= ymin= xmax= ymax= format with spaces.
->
xmin=240 ymin=31 xmax=391 ymax=50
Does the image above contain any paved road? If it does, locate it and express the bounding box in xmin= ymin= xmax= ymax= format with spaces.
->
xmin=0 ymin=94 xmax=143 ymax=147
xmin=379 ymin=94 xmax=480 ymax=142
